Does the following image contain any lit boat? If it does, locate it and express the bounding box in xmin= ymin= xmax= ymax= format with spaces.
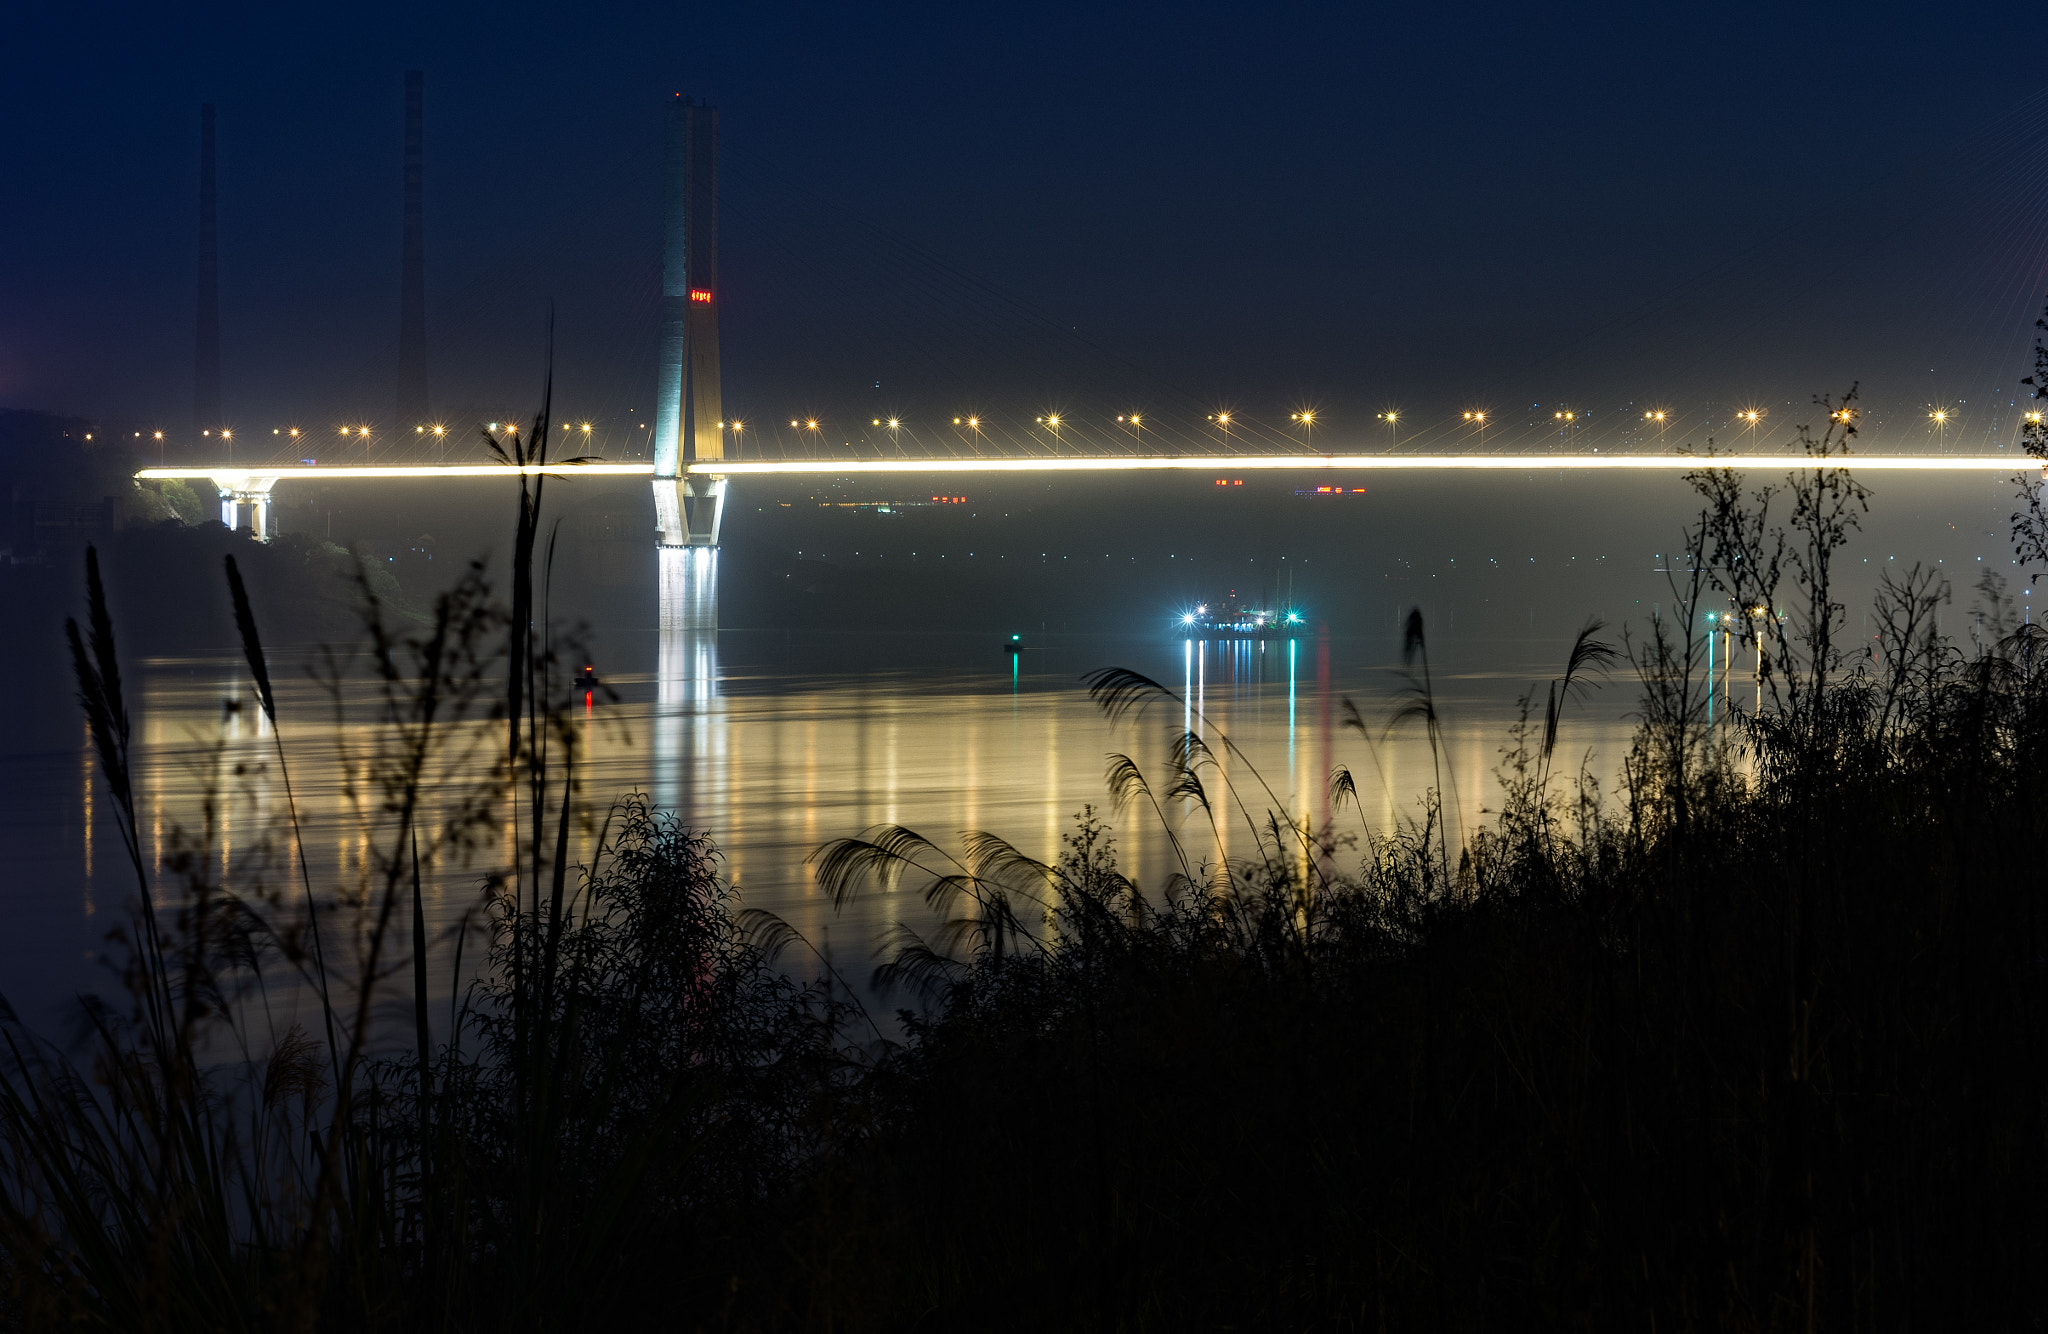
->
xmin=1176 ymin=593 xmax=1305 ymax=638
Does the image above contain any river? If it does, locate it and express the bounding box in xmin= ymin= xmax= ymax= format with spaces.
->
xmin=0 ymin=587 xmax=1650 ymax=1037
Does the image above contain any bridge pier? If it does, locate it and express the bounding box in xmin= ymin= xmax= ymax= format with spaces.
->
xmin=211 ymin=473 xmax=277 ymax=539
xmin=654 ymin=545 xmax=720 ymax=815
xmin=652 ymin=473 xmax=727 ymax=548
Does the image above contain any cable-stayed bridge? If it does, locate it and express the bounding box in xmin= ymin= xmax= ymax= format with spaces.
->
xmin=136 ymin=96 xmax=2048 ymax=597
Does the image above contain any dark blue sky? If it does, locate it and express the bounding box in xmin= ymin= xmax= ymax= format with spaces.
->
xmin=7 ymin=0 xmax=2048 ymax=453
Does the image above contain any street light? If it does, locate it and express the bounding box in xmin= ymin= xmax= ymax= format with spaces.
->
xmin=1929 ymin=409 xmax=1950 ymax=452
xmin=1378 ymin=411 xmax=1399 ymax=447
xmin=1291 ymin=410 xmax=1317 ymax=444
xmin=1463 ymin=410 xmax=1487 ymax=447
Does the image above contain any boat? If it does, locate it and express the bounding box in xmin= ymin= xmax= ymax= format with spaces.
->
xmin=1176 ymin=591 xmax=1304 ymax=638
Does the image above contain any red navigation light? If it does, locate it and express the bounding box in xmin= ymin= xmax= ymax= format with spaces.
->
xmin=688 ymin=289 xmax=714 ymax=303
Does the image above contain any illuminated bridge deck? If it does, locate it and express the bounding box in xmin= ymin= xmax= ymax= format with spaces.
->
xmin=136 ymin=453 xmax=2043 ymax=484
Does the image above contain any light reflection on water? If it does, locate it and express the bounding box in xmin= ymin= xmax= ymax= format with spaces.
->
xmin=1 ymin=602 xmax=1642 ymax=1024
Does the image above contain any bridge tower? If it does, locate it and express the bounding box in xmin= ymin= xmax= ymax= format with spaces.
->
xmin=652 ymin=97 xmax=726 ymax=549
xmin=194 ymin=103 xmax=223 ymax=436
xmin=397 ymin=71 xmax=430 ymax=432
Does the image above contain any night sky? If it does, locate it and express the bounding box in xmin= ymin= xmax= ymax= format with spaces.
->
xmin=7 ymin=1 xmax=2048 ymax=454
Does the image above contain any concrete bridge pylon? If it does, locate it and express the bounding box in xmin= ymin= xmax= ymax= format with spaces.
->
xmin=652 ymin=96 xmax=725 ymax=550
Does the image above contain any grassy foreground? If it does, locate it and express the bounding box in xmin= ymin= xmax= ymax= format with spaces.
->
xmin=3 ymin=386 xmax=2046 ymax=1331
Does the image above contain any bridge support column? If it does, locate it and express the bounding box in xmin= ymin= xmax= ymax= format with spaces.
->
xmin=211 ymin=474 xmax=277 ymax=540
xmin=653 ymin=474 xmax=727 ymax=548
xmin=653 ymin=545 xmax=719 ymax=814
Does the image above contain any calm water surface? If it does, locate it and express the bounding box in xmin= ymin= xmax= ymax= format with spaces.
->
xmin=0 ymin=622 xmax=1639 ymax=1028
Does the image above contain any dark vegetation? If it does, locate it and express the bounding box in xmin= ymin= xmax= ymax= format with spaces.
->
xmin=3 ymin=374 xmax=2046 ymax=1331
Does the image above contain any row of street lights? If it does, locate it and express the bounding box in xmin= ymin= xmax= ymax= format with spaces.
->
xmin=146 ymin=400 xmax=2022 ymax=466
xmin=754 ymin=406 xmax=1759 ymax=454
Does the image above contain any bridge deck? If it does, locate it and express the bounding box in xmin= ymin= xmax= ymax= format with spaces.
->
xmin=136 ymin=453 xmax=2041 ymax=483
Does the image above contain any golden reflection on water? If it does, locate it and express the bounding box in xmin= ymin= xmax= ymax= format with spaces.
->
xmin=79 ymin=718 xmax=94 ymax=910
xmin=97 ymin=623 xmax=1639 ymax=981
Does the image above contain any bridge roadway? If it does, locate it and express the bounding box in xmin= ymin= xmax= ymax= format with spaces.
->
xmin=137 ymin=453 xmax=2038 ymax=541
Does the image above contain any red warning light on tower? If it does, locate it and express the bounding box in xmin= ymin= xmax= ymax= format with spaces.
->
xmin=688 ymin=289 xmax=714 ymax=303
